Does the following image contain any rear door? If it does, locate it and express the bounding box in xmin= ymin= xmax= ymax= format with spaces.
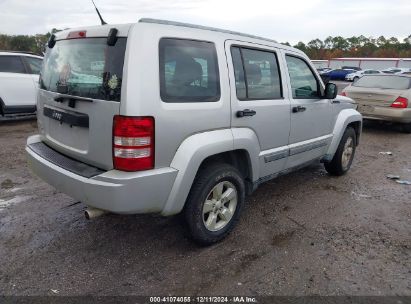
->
xmin=225 ymin=40 xmax=291 ymax=179
xmin=37 ymin=34 xmax=127 ymax=170
xmin=284 ymin=54 xmax=333 ymax=168
xmin=0 ymin=55 xmax=36 ymax=108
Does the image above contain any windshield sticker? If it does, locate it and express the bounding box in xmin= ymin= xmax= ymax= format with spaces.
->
xmin=59 ymin=64 xmax=71 ymax=85
xmin=108 ymin=75 xmax=119 ymax=90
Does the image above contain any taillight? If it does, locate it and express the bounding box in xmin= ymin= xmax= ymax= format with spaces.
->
xmin=341 ymin=91 xmax=347 ymax=96
xmin=391 ymin=97 xmax=408 ymax=108
xmin=113 ymin=116 xmax=154 ymax=171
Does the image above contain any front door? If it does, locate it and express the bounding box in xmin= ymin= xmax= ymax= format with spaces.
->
xmin=283 ymin=53 xmax=334 ymax=169
xmin=225 ymin=40 xmax=291 ymax=179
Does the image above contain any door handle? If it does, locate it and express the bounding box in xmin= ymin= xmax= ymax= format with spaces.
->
xmin=236 ymin=109 xmax=256 ymax=117
xmin=292 ymin=106 xmax=306 ymax=113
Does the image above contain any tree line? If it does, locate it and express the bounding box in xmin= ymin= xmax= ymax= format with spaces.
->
xmin=283 ymin=35 xmax=411 ymax=59
xmin=0 ymin=29 xmax=60 ymax=55
xmin=0 ymin=30 xmax=410 ymax=59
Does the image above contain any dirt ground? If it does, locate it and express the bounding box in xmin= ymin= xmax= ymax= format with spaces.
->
xmin=0 ymin=118 xmax=410 ymax=296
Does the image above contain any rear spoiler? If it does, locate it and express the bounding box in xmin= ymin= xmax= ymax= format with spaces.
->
xmin=47 ymin=28 xmax=118 ymax=48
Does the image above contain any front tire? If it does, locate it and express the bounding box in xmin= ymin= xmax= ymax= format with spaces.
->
xmin=324 ymin=127 xmax=357 ymax=176
xmin=183 ymin=163 xmax=245 ymax=245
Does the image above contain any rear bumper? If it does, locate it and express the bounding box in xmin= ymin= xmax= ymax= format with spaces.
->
xmin=26 ymin=135 xmax=178 ymax=214
xmin=360 ymin=107 xmax=411 ymax=123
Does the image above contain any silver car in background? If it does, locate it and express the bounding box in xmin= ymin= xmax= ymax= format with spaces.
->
xmin=342 ymin=75 xmax=411 ymax=132
xmin=345 ymin=69 xmax=382 ymax=82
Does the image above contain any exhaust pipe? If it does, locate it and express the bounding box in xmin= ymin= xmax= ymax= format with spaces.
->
xmin=85 ymin=207 xmax=107 ymax=220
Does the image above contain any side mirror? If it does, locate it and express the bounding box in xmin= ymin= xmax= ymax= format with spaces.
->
xmin=324 ymin=83 xmax=338 ymax=99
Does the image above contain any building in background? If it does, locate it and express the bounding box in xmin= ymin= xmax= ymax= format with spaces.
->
xmin=311 ymin=60 xmax=329 ymax=69
xmin=311 ymin=58 xmax=411 ymax=70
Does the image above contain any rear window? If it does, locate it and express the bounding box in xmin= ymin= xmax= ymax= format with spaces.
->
xmin=159 ymin=38 xmax=220 ymax=103
xmin=0 ymin=56 xmax=26 ymax=74
xmin=40 ymin=38 xmax=127 ymax=101
xmin=25 ymin=57 xmax=43 ymax=75
xmin=353 ymin=75 xmax=411 ymax=90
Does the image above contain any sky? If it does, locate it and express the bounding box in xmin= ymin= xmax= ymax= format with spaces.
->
xmin=0 ymin=0 xmax=410 ymax=44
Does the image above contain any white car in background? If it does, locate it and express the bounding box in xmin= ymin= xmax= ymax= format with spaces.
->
xmin=381 ymin=67 xmax=411 ymax=75
xmin=345 ymin=69 xmax=382 ymax=82
xmin=0 ymin=52 xmax=43 ymax=116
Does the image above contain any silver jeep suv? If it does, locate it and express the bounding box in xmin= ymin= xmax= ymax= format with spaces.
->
xmin=26 ymin=19 xmax=362 ymax=244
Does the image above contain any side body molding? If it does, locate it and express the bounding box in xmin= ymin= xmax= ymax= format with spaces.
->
xmin=325 ymin=108 xmax=362 ymax=160
xmin=161 ymin=129 xmax=234 ymax=216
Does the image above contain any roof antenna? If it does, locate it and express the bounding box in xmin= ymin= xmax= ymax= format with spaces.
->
xmin=91 ymin=0 xmax=107 ymax=25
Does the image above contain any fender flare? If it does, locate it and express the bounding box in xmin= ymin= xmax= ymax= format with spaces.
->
xmin=161 ymin=128 xmax=260 ymax=216
xmin=325 ymin=109 xmax=362 ymax=160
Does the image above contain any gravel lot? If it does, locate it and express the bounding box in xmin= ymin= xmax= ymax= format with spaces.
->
xmin=0 ymin=106 xmax=410 ymax=296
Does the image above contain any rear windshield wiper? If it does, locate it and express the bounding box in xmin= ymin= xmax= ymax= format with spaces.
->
xmin=54 ymin=94 xmax=94 ymax=108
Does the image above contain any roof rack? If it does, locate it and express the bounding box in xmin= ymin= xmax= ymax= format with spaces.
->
xmin=139 ymin=18 xmax=278 ymax=44
xmin=0 ymin=50 xmax=41 ymax=56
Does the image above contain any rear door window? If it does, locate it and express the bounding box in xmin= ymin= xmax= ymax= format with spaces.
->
xmin=231 ymin=46 xmax=282 ymax=100
xmin=0 ymin=56 xmax=26 ymax=74
xmin=159 ymin=38 xmax=220 ymax=103
xmin=40 ymin=38 xmax=127 ymax=101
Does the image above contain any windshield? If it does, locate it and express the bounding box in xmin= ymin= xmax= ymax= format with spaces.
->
xmin=353 ymin=75 xmax=411 ymax=90
xmin=40 ymin=38 xmax=126 ymax=101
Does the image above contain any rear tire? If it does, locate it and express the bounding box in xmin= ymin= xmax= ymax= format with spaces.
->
xmin=183 ymin=163 xmax=245 ymax=245
xmin=324 ymin=127 xmax=357 ymax=176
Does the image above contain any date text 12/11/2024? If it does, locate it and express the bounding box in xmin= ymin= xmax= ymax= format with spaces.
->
xmin=149 ymin=296 xmax=257 ymax=303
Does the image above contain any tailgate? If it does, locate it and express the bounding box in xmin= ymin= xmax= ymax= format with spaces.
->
xmin=37 ymin=35 xmax=127 ymax=170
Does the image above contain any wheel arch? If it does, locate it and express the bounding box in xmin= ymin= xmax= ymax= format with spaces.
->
xmin=161 ymin=129 xmax=259 ymax=216
xmin=197 ymin=149 xmax=254 ymax=194
xmin=325 ymin=108 xmax=362 ymax=161
xmin=347 ymin=120 xmax=362 ymax=146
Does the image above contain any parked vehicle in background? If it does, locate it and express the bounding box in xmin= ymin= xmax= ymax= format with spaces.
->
xmin=381 ymin=67 xmax=411 ymax=74
xmin=317 ymin=67 xmax=332 ymax=74
xmin=345 ymin=69 xmax=382 ymax=82
xmin=342 ymin=75 xmax=411 ymax=133
xmin=0 ymin=51 xmax=43 ymax=115
xmin=26 ymin=19 xmax=362 ymax=244
xmin=322 ymin=69 xmax=356 ymax=80
xmin=341 ymin=66 xmax=361 ymax=71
